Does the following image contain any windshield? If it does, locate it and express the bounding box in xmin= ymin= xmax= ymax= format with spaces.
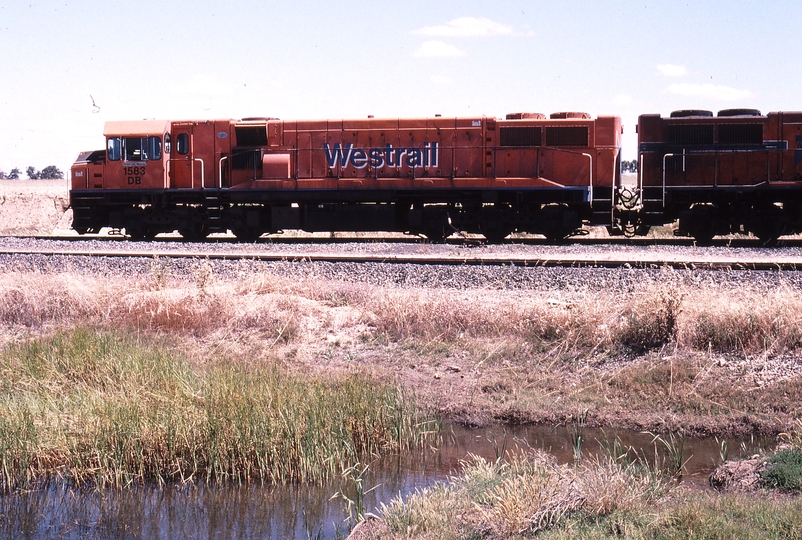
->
xmin=107 ymin=136 xmax=162 ymax=161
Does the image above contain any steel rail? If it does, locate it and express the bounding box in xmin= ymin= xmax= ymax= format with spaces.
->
xmin=2 ymin=246 xmax=801 ymax=270
xmin=20 ymin=233 xmax=802 ymax=248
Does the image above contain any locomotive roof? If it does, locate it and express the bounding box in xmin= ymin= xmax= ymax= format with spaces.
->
xmin=104 ymin=120 xmax=170 ymax=137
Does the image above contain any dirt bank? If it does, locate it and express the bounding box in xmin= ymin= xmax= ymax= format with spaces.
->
xmin=0 ymin=180 xmax=71 ymax=235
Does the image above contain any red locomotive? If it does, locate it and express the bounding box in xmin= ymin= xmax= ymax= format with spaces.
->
xmin=636 ymin=109 xmax=802 ymax=243
xmin=70 ymin=112 xmax=623 ymax=241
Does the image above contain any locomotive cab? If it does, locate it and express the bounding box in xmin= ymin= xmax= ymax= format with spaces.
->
xmin=102 ymin=120 xmax=170 ymax=190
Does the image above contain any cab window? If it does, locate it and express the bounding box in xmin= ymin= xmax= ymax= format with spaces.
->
xmin=107 ymin=137 xmax=121 ymax=160
xmin=107 ymin=136 xmax=162 ymax=161
xmin=176 ymin=133 xmax=190 ymax=155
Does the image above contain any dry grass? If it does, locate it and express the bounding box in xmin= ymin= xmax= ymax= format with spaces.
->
xmin=3 ymin=264 xmax=800 ymax=359
xmin=0 ymin=328 xmax=433 ymax=491
xmin=381 ymin=450 xmax=666 ymax=539
xmin=381 ymin=446 xmax=802 ymax=539
xmin=0 ymin=264 xmax=800 ymax=437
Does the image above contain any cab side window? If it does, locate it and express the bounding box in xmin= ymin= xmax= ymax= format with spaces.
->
xmin=146 ymin=136 xmax=162 ymax=160
xmin=176 ymin=133 xmax=190 ymax=155
xmin=107 ymin=137 xmax=121 ymax=161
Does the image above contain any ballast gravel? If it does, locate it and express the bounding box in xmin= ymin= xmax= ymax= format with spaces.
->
xmin=1 ymin=236 xmax=802 ymax=293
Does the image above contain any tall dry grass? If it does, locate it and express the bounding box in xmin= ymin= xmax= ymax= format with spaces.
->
xmin=0 ymin=264 xmax=801 ymax=359
xmin=381 ymin=450 xmax=665 ymax=539
xmin=0 ymin=328 xmax=433 ymax=492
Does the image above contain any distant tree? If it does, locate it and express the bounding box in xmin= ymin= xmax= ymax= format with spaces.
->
xmin=7 ymin=168 xmax=20 ymax=180
xmin=0 ymin=171 xmax=5 ymax=180
xmin=621 ymin=160 xmax=638 ymax=173
xmin=26 ymin=166 xmax=40 ymax=180
xmin=39 ymin=165 xmax=64 ymax=179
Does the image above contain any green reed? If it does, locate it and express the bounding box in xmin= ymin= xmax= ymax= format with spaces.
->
xmin=0 ymin=328 xmax=432 ymax=491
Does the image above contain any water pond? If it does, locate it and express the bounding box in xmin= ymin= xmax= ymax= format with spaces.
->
xmin=0 ymin=423 xmax=770 ymax=539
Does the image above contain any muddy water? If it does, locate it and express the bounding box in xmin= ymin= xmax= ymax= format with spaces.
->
xmin=0 ymin=424 xmax=771 ymax=539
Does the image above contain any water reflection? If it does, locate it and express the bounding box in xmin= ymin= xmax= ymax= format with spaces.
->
xmin=0 ymin=424 xmax=771 ymax=539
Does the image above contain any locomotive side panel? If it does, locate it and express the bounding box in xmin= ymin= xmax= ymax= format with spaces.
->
xmin=452 ymin=118 xmax=485 ymax=182
xmin=285 ymin=116 xmax=486 ymax=190
xmin=593 ymin=115 xmax=622 ymax=189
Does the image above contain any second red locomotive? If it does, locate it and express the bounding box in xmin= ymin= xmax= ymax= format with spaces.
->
xmin=636 ymin=109 xmax=802 ymax=243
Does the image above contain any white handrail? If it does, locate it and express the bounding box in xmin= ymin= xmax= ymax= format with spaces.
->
xmin=581 ymin=153 xmax=593 ymax=204
xmin=661 ymin=153 xmax=676 ymax=208
xmin=219 ymin=156 xmax=228 ymax=189
xmin=195 ymin=158 xmax=205 ymax=188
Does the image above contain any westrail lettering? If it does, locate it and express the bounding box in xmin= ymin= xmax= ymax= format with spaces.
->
xmin=323 ymin=143 xmax=439 ymax=170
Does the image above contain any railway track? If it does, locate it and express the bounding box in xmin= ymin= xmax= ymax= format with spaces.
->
xmin=4 ymin=236 xmax=802 ymax=270
xmin=25 ymin=232 xmax=802 ymax=248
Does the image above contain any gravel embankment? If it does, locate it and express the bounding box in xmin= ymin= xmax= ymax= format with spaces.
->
xmin=2 ymin=236 xmax=802 ymax=293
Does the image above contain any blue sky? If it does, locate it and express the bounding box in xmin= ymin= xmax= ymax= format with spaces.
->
xmin=1 ymin=0 xmax=800 ymax=173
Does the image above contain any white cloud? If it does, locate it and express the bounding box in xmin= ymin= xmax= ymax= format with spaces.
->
xmin=657 ymin=64 xmax=688 ymax=77
xmin=665 ymin=83 xmax=754 ymax=101
xmin=413 ymin=41 xmax=466 ymax=58
xmin=412 ymin=17 xmax=516 ymax=37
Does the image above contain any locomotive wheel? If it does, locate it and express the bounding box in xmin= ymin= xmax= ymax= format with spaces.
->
xmin=482 ymin=225 xmax=510 ymax=244
xmin=687 ymin=219 xmax=715 ymax=245
xmin=753 ymin=226 xmax=783 ymax=247
xmin=232 ymin=228 xmax=263 ymax=242
xmin=749 ymin=204 xmax=785 ymax=246
xmin=540 ymin=204 xmax=577 ymax=243
xmin=682 ymin=204 xmax=716 ymax=245
xmin=178 ymin=225 xmax=209 ymax=241
xmin=483 ymin=231 xmax=508 ymax=244
xmin=479 ymin=204 xmax=512 ymax=243
xmin=126 ymin=227 xmax=156 ymax=241
xmin=424 ymin=226 xmax=447 ymax=243
xmin=690 ymin=228 xmax=714 ymax=246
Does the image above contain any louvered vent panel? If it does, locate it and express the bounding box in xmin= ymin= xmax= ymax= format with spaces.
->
xmin=545 ymin=127 xmax=588 ymax=147
xmin=667 ymin=124 xmax=714 ymax=145
xmin=499 ymin=127 xmax=542 ymax=147
xmin=719 ymin=124 xmax=763 ymax=145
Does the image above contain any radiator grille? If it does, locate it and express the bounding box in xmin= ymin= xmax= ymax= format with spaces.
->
xmin=545 ymin=126 xmax=588 ymax=147
xmin=719 ymin=123 xmax=763 ymax=145
xmin=499 ymin=126 xmax=541 ymax=146
xmin=667 ymin=124 xmax=714 ymax=145
xmin=231 ymin=149 xmax=261 ymax=170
